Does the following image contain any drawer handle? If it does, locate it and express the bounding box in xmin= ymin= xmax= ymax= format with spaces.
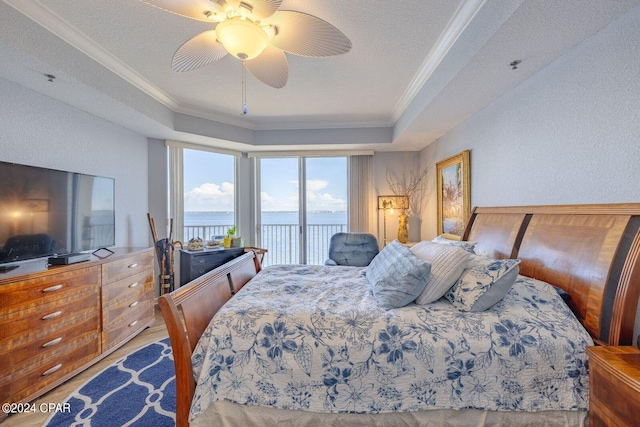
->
xmin=128 ymin=263 xmax=138 ymax=269
xmin=129 ymin=300 xmax=139 ymax=308
xmin=42 ymin=311 xmax=63 ymax=320
xmin=42 ymin=364 xmax=62 ymax=376
xmin=43 ymin=284 xmax=63 ymax=292
xmin=42 ymin=337 xmax=63 ymax=348
xmin=128 ymin=281 xmax=139 ymax=288
xmin=198 ymin=259 xmax=206 ymax=264
xmin=129 ymin=320 xmax=139 ymax=328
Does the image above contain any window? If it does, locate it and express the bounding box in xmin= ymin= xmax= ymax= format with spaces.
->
xmin=169 ymin=145 xmax=237 ymax=244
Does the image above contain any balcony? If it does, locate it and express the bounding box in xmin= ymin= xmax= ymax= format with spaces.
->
xmin=184 ymin=223 xmax=347 ymax=266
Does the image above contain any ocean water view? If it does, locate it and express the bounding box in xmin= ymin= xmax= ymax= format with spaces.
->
xmin=184 ymin=211 xmax=348 ymax=265
xmin=185 ymin=211 xmax=347 ymax=226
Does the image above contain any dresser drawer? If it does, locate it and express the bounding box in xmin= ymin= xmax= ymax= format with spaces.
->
xmin=0 ymin=310 xmax=99 ymax=373
xmin=0 ymin=332 xmax=99 ymax=403
xmin=101 ymin=269 xmax=153 ymax=308
xmin=102 ymin=291 xmax=153 ymax=327
xmin=190 ymin=253 xmax=225 ymax=269
xmin=0 ymin=266 xmax=100 ymax=312
xmin=102 ymin=299 xmax=154 ymax=350
xmin=102 ymin=251 xmax=153 ymax=284
xmin=0 ymin=289 xmax=99 ymax=346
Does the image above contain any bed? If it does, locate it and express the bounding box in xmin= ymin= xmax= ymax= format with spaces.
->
xmin=159 ymin=204 xmax=640 ymax=427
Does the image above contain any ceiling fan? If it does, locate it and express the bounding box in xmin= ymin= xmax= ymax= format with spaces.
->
xmin=141 ymin=0 xmax=352 ymax=89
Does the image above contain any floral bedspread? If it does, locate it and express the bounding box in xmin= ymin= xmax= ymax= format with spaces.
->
xmin=190 ymin=265 xmax=592 ymax=420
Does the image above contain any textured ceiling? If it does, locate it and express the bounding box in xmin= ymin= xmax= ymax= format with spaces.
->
xmin=1 ymin=0 xmax=639 ymax=152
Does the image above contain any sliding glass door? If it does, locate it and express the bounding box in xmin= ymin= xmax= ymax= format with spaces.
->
xmin=304 ymin=157 xmax=347 ymax=264
xmin=259 ymin=158 xmax=300 ymax=264
xmin=258 ymin=156 xmax=347 ymax=265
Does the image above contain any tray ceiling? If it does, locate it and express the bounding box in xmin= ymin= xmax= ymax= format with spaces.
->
xmin=1 ymin=0 xmax=638 ymax=152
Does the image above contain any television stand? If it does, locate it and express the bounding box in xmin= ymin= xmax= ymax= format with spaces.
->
xmin=0 ymin=247 xmax=155 ymax=418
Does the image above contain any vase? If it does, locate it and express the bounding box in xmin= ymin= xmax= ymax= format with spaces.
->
xmin=223 ymin=237 xmax=232 ymax=248
xmin=398 ymin=212 xmax=408 ymax=243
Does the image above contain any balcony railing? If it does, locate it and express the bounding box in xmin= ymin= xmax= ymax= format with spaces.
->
xmin=183 ymin=223 xmax=347 ymax=266
xmin=184 ymin=225 xmax=232 ymax=241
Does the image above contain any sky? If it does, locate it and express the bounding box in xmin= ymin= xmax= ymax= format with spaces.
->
xmin=183 ymin=150 xmax=347 ymax=212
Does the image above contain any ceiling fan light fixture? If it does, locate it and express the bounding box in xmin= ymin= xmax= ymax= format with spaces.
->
xmin=215 ymin=17 xmax=269 ymax=60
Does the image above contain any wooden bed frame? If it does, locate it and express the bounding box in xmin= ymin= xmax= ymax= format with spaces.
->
xmin=159 ymin=204 xmax=640 ymax=427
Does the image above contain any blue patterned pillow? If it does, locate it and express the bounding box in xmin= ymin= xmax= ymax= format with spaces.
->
xmin=445 ymin=255 xmax=521 ymax=311
xmin=366 ymin=240 xmax=431 ymax=309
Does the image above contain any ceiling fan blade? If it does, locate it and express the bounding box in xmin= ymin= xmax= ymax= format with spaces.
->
xmin=265 ymin=11 xmax=351 ymax=57
xmin=172 ymin=31 xmax=228 ymax=72
xmin=240 ymin=0 xmax=282 ymax=20
xmin=142 ymin=0 xmax=227 ymax=22
xmin=245 ymin=45 xmax=288 ymax=88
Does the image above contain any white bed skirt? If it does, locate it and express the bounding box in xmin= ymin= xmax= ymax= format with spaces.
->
xmin=191 ymin=401 xmax=588 ymax=427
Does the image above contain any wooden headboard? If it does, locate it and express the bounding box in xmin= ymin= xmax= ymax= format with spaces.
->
xmin=461 ymin=204 xmax=640 ymax=346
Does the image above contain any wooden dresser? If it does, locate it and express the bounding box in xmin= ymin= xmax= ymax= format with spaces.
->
xmin=0 ymin=247 xmax=154 ymax=420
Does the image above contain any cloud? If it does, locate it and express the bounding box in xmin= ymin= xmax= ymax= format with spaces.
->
xmin=272 ymin=179 xmax=345 ymax=211
xmin=307 ymin=192 xmax=347 ymax=211
xmin=184 ymin=182 xmax=234 ymax=211
xmin=261 ymin=191 xmax=298 ymax=211
xmin=306 ymin=180 xmax=328 ymax=192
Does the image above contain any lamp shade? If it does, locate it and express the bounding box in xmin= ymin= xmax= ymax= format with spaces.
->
xmin=215 ymin=17 xmax=269 ymax=60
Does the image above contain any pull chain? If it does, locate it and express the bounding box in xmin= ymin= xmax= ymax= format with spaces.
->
xmin=241 ymin=59 xmax=248 ymax=116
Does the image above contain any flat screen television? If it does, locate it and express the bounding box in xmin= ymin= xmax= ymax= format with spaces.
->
xmin=0 ymin=161 xmax=115 ymax=265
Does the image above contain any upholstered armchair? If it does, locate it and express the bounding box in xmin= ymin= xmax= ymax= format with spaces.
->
xmin=325 ymin=232 xmax=379 ymax=267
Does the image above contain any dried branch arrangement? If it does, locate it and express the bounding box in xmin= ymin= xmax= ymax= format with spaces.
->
xmin=386 ymin=167 xmax=430 ymax=216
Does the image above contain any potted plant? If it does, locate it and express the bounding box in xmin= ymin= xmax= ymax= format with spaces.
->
xmin=223 ymin=225 xmax=236 ymax=248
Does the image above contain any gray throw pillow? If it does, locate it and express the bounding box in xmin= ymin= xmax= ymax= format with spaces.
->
xmin=367 ymin=240 xmax=431 ymax=310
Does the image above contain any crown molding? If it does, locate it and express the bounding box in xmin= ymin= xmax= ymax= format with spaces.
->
xmin=3 ymin=0 xmax=180 ymax=109
xmin=176 ymin=103 xmax=394 ymax=131
xmin=252 ymin=118 xmax=394 ymax=131
xmin=391 ymin=0 xmax=487 ymax=123
xmin=174 ymin=103 xmax=258 ymax=130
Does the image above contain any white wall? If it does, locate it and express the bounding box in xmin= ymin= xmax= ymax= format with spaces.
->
xmin=147 ymin=138 xmax=168 ymax=241
xmin=0 ymin=77 xmax=150 ymax=248
xmin=419 ymin=4 xmax=640 ymax=239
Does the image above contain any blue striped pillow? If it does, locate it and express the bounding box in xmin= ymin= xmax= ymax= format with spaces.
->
xmin=366 ymin=240 xmax=431 ymax=309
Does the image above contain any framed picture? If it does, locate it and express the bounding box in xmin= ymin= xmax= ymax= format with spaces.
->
xmin=436 ymin=150 xmax=470 ymax=238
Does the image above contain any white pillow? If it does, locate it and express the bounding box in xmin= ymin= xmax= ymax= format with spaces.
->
xmin=410 ymin=241 xmax=470 ymax=304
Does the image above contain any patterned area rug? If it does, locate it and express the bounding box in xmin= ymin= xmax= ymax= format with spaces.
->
xmin=45 ymin=338 xmax=176 ymax=426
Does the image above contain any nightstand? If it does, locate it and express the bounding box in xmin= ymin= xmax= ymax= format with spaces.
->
xmin=586 ymin=346 xmax=640 ymax=426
